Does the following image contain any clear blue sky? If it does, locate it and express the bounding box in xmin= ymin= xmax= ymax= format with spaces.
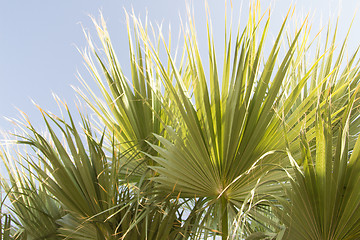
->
xmin=0 ymin=0 xmax=358 ymax=132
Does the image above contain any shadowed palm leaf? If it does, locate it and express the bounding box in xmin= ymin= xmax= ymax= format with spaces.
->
xmin=276 ymin=84 xmax=360 ymax=239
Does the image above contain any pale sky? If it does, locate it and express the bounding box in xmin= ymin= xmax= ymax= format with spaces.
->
xmin=0 ymin=0 xmax=359 ymax=132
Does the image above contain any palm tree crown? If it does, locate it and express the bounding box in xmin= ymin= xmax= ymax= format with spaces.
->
xmin=1 ymin=1 xmax=360 ymax=239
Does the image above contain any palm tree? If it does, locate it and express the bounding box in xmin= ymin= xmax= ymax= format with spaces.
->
xmin=1 ymin=1 xmax=360 ymax=239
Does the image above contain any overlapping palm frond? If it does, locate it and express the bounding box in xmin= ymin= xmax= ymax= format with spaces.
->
xmin=0 ymin=185 xmax=12 ymax=240
xmin=7 ymin=105 xmax=201 ymax=239
xmin=71 ymin=1 xmax=360 ymax=238
xmin=275 ymin=84 xmax=360 ymax=239
xmin=125 ymin=2 xmax=360 ymax=238
xmin=75 ymin=13 xmax=170 ymax=180
xmin=0 ymin=147 xmax=64 ymax=239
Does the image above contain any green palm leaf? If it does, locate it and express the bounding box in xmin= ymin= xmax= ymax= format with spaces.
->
xmin=276 ymin=84 xmax=360 ymax=239
xmin=0 ymin=147 xmax=64 ymax=239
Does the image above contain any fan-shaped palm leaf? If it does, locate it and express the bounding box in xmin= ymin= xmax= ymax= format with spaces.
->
xmin=276 ymin=84 xmax=360 ymax=239
xmin=127 ymin=3 xmax=360 ymax=238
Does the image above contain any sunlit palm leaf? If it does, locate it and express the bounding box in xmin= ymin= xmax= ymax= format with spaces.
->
xmin=75 ymin=13 xmax=170 ymax=179
xmin=128 ymin=2 xmax=360 ymax=238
